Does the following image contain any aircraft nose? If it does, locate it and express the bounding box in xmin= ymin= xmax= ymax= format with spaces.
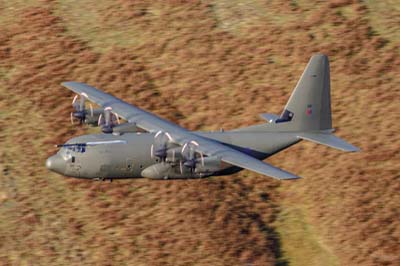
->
xmin=46 ymin=154 xmax=66 ymax=174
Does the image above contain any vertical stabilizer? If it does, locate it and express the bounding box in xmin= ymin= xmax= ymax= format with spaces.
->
xmin=276 ymin=54 xmax=332 ymax=131
xmin=233 ymin=54 xmax=359 ymax=152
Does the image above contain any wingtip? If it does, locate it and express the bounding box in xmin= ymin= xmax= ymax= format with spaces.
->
xmin=266 ymin=167 xmax=302 ymax=180
xmin=61 ymin=81 xmax=86 ymax=87
xmin=277 ymin=174 xmax=302 ymax=180
xmin=337 ymin=141 xmax=360 ymax=152
xmin=61 ymin=81 xmax=74 ymax=87
xmin=312 ymin=52 xmax=328 ymax=58
xmin=346 ymin=146 xmax=361 ymax=152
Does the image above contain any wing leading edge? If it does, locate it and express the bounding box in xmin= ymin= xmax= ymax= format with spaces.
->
xmin=61 ymin=82 xmax=300 ymax=180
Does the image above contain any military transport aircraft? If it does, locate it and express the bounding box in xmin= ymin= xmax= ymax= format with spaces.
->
xmin=46 ymin=54 xmax=359 ymax=181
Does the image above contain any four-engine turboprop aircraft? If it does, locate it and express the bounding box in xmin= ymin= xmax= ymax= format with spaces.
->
xmin=46 ymin=54 xmax=359 ymax=181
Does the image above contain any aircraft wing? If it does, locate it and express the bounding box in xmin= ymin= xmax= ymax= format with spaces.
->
xmin=62 ymin=82 xmax=300 ymax=180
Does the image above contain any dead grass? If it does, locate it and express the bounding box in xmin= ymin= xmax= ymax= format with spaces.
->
xmin=275 ymin=204 xmax=339 ymax=266
xmin=0 ymin=0 xmax=399 ymax=265
xmin=365 ymin=0 xmax=400 ymax=44
xmin=55 ymin=0 xmax=144 ymax=52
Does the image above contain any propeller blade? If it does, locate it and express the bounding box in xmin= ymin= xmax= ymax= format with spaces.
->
xmin=115 ymin=114 xmax=120 ymax=124
xmin=180 ymin=140 xmax=203 ymax=174
xmin=90 ymin=104 xmax=94 ymax=117
xmin=71 ymin=94 xmax=88 ymax=125
xmin=110 ymin=113 xmax=119 ymax=125
xmin=98 ymin=114 xmax=103 ymax=126
xmin=155 ymin=130 xmax=163 ymax=138
xmin=165 ymin=132 xmax=172 ymax=141
xmin=181 ymin=142 xmax=188 ymax=155
xmin=151 ymin=131 xmax=172 ymax=162
xmin=79 ymin=95 xmax=85 ymax=111
xmin=104 ymin=109 xmax=111 ymax=127
xmin=189 ymin=148 xmax=195 ymax=160
xmin=99 ymin=107 xmax=115 ymax=134
xmin=72 ymin=95 xmax=78 ymax=109
xmin=200 ymin=152 xmax=204 ymax=166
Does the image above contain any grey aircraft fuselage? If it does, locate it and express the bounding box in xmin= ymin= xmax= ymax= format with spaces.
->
xmin=47 ymin=131 xmax=299 ymax=180
xmin=46 ymin=54 xmax=359 ymax=180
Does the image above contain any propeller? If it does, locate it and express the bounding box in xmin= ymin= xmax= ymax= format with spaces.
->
xmin=150 ymin=131 xmax=173 ymax=162
xmin=180 ymin=140 xmax=204 ymax=174
xmin=70 ymin=93 xmax=94 ymax=125
xmin=97 ymin=107 xmax=120 ymax=134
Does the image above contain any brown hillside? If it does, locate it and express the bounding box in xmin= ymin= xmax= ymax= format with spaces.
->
xmin=0 ymin=1 xmax=398 ymax=266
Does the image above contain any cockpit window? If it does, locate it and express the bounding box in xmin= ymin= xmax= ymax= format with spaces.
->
xmin=66 ymin=146 xmax=86 ymax=153
xmin=58 ymin=143 xmax=87 ymax=160
xmin=59 ymin=148 xmax=72 ymax=160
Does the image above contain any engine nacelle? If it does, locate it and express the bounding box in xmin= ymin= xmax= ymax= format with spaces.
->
xmin=165 ymin=147 xmax=184 ymax=163
xmin=84 ymin=112 xmax=101 ymax=126
xmin=112 ymin=122 xmax=140 ymax=134
xmin=141 ymin=163 xmax=172 ymax=179
xmin=141 ymin=157 xmax=224 ymax=179
xmin=194 ymin=156 xmax=222 ymax=174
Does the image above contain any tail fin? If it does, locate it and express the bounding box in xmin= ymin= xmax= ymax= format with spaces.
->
xmin=235 ymin=53 xmax=359 ymax=152
xmin=262 ymin=54 xmax=359 ymax=151
xmin=275 ymin=54 xmax=359 ymax=151
xmin=276 ymin=53 xmax=332 ymax=131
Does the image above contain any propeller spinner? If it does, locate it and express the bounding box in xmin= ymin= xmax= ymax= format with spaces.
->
xmin=180 ymin=140 xmax=204 ymax=174
xmin=150 ymin=131 xmax=173 ymax=162
xmin=97 ymin=107 xmax=120 ymax=134
xmin=70 ymin=93 xmax=94 ymax=125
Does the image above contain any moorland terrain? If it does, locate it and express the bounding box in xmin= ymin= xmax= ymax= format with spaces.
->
xmin=0 ymin=1 xmax=399 ymax=265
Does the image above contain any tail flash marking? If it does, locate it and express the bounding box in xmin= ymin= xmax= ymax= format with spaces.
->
xmin=306 ymin=104 xmax=313 ymax=116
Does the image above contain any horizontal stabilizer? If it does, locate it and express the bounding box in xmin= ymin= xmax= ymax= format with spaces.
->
xmin=297 ymin=133 xmax=359 ymax=152
xmin=259 ymin=113 xmax=280 ymax=123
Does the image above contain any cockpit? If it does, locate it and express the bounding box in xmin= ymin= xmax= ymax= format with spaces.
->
xmin=58 ymin=144 xmax=85 ymax=161
xmin=65 ymin=145 xmax=86 ymax=153
xmin=47 ymin=143 xmax=85 ymax=175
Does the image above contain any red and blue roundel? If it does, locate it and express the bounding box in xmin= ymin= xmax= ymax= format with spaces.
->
xmin=306 ymin=104 xmax=312 ymax=115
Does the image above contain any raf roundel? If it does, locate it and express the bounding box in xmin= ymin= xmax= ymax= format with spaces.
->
xmin=306 ymin=104 xmax=313 ymax=116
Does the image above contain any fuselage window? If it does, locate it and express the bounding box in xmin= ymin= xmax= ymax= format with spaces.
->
xmin=71 ymin=156 xmax=75 ymax=163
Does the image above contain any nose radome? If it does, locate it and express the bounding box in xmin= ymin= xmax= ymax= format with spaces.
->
xmin=46 ymin=154 xmax=66 ymax=175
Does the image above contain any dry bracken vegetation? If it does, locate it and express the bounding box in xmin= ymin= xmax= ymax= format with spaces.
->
xmin=0 ymin=0 xmax=399 ymax=266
